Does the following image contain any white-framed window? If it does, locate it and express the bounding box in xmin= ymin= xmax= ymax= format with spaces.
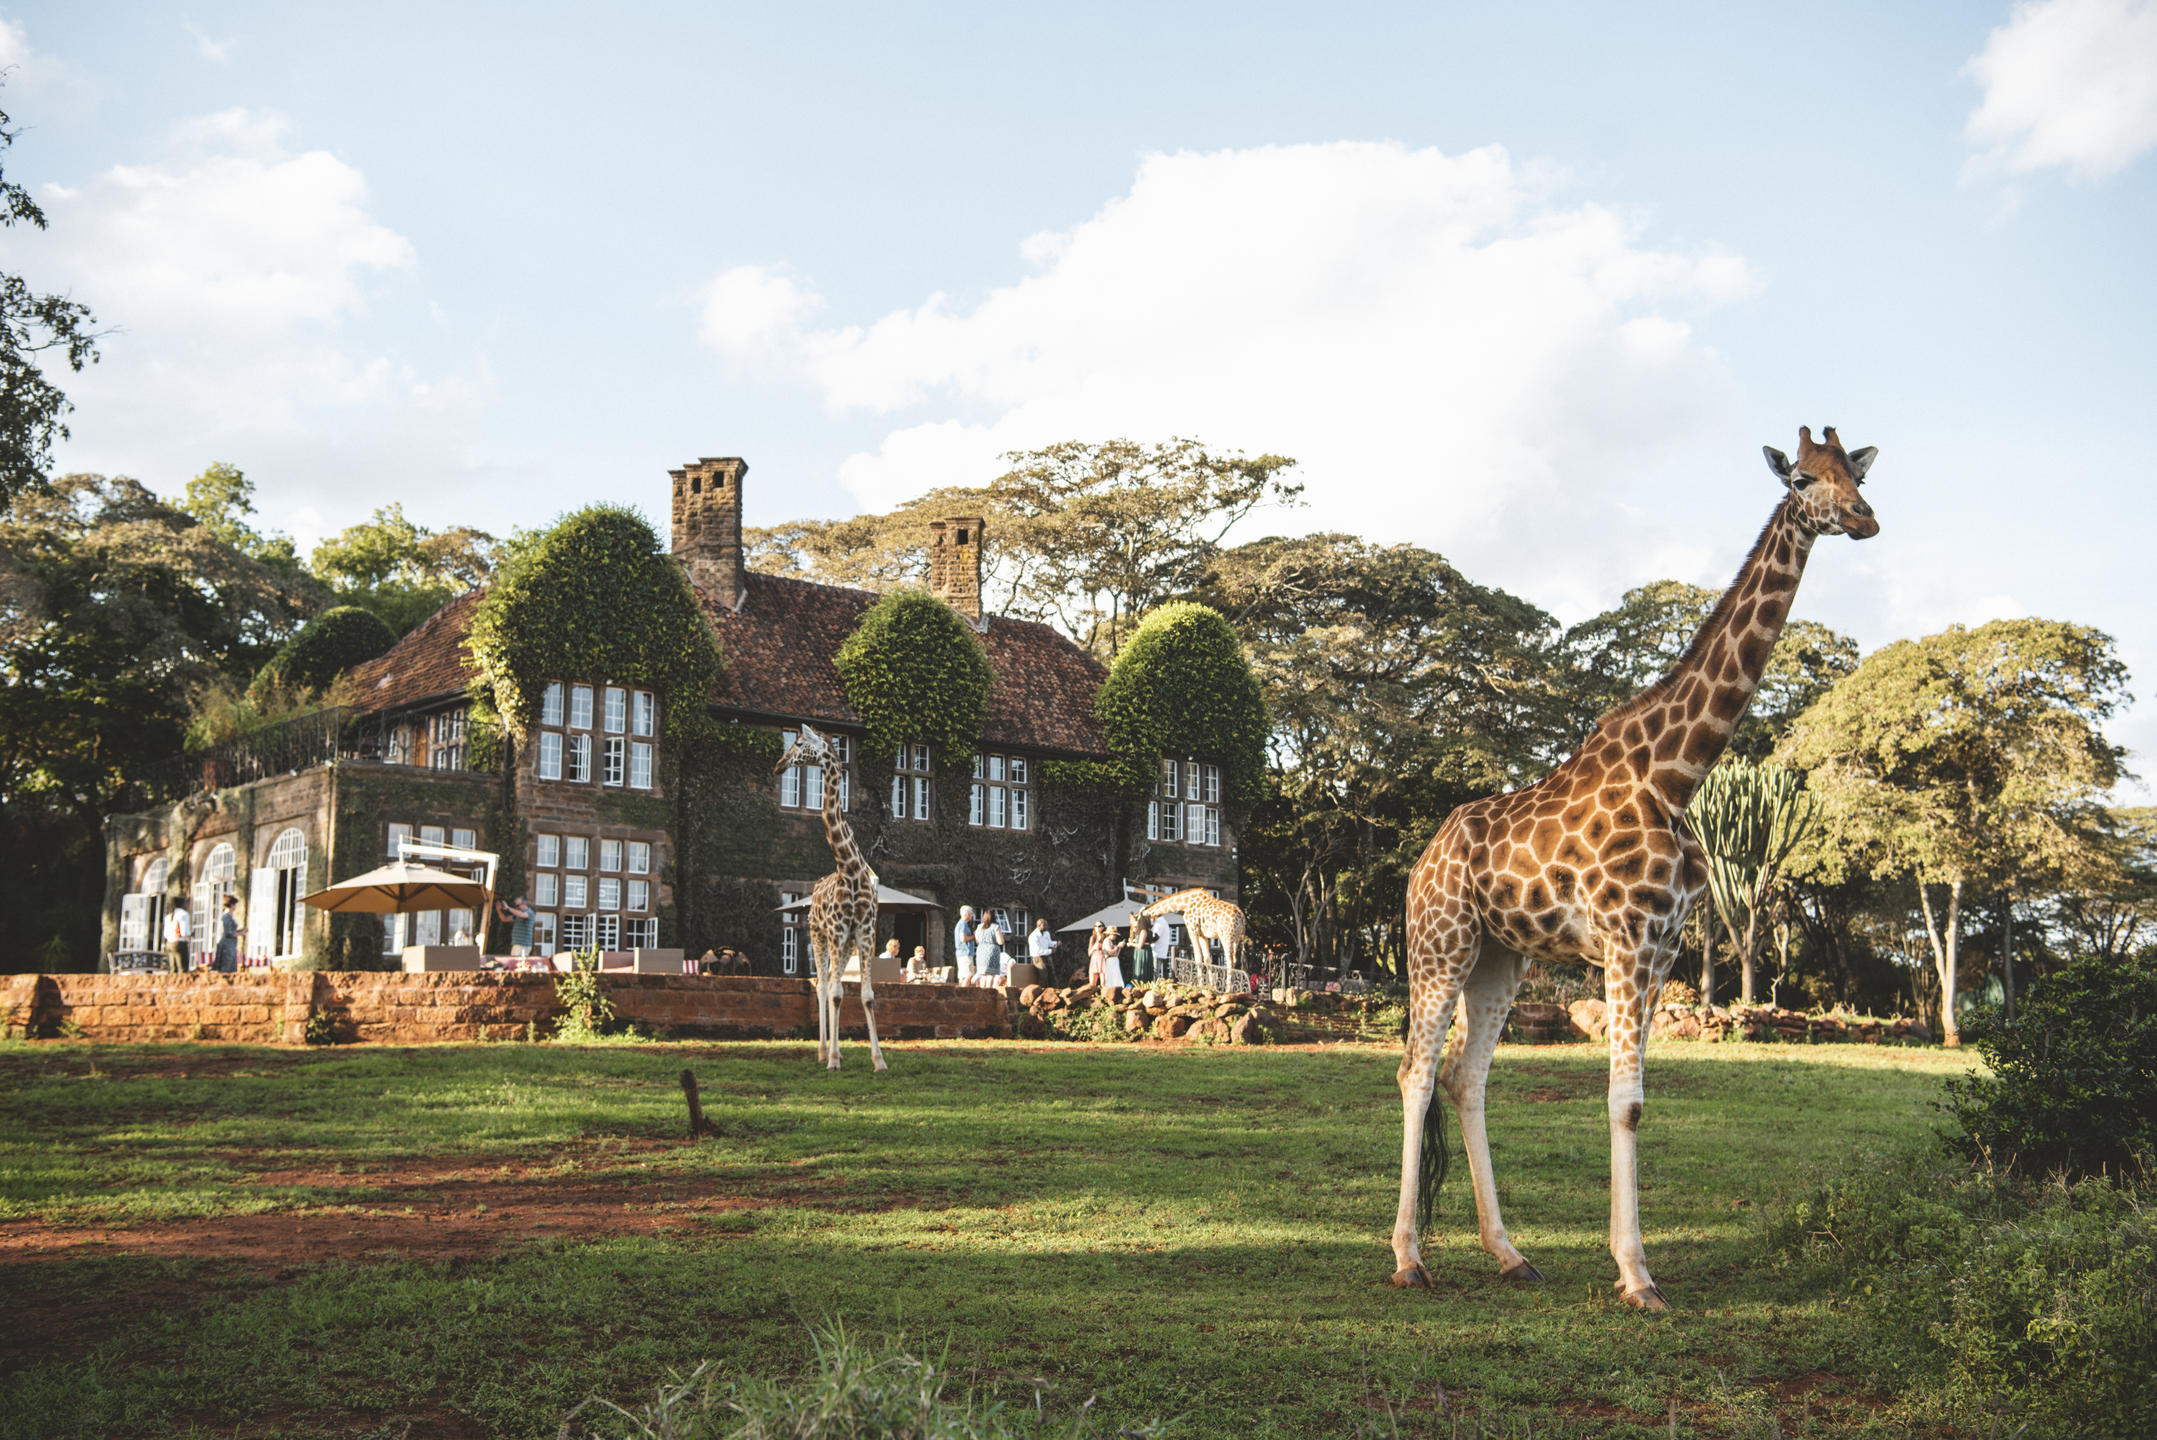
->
xmin=595 ymin=914 xmax=621 ymax=950
xmin=414 ymin=909 xmax=442 ymax=946
xmin=968 ymin=752 xmax=1031 ymax=830
xmin=119 ymin=893 xmax=151 ymax=953
xmin=598 ymin=877 xmax=621 ymax=912
xmin=534 ymin=872 xmax=559 ymax=907
xmin=420 ymin=825 xmax=446 ymax=846
xmin=265 ymin=827 xmax=307 ymax=959
xmin=602 ymin=736 xmax=625 ymax=787
xmin=452 ymin=828 xmax=477 ymax=851
xmin=891 ymin=741 xmax=933 ymax=820
xmin=535 ymin=833 xmax=560 ymax=868
xmin=387 ymin=822 xmax=413 ymax=859
xmin=565 ymin=874 xmax=588 ymax=910
xmin=542 ymin=682 xmax=564 ymax=727
xmin=532 ymin=912 xmax=557 ymax=952
xmin=1149 ymin=758 xmax=1221 ymax=846
xmin=538 ymin=732 xmax=563 ymax=780
xmin=629 ymin=742 xmax=653 ymax=790
xmin=779 ymin=890 xmax=803 ymax=975
xmin=566 ymin=733 xmax=591 ymax=783
xmin=632 ymin=690 xmax=655 ymax=737
xmin=570 ymin=684 xmax=593 ymax=729
xmin=779 ymin=729 xmax=851 ymax=810
xmin=561 ymin=913 xmax=591 ymax=951
xmin=427 ymin=709 xmax=467 ymax=770
xmin=628 ymin=879 xmax=649 ymax=912
xmin=603 ymin=686 xmax=626 ymax=734
xmin=629 ymin=917 xmax=658 ymax=949
xmin=628 ymin=841 xmax=651 ymax=874
xmin=599 ymin=839 xmax=621 ymax=872
xmin=993 ymin=906 xmax=1030 ymax=937
xmin=565 ymin=836 xmax=589 ymax=871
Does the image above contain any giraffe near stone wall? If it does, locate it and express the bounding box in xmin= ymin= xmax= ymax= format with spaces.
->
xmin=1388 ymin=428 xmax=1879 ymax=1309
xmin=1137 ymin=888 xmax=1247 ymax=977
xmin=774 ymin=723 xmax=889 ymax=1072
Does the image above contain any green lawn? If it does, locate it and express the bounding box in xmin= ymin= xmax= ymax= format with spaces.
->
xmin=0 ymin=1038 xmax=1974 ymax=1439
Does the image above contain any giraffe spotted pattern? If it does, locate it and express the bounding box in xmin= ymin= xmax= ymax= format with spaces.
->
xmin=1137 ymin=889 xmax=1247 ymax=973
xmin=1388 ymin=428 xmax=1879 ymax=1310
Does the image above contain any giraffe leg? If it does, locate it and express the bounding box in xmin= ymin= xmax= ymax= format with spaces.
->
xmin=826 ymin=951 xmax=847 ymax=1071
xmin=1391 ymin=926 xmax=1475 ymax=1289
xmin=1440 ymin=940 xmax=1540 ymax=1281
xmin=858 ymin=925 xmax=889 ymax=1073
xmin=1604 ymin=941 xmax=1667 ymax=1308
xmin=807 ymin=934 xmax=828 ymax=1066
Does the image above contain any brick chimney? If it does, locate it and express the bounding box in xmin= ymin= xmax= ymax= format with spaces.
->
xmin=928 ymin=516 xmax=985 ymax=625
xmin=670 ymin=457 xmax=747 ymax=605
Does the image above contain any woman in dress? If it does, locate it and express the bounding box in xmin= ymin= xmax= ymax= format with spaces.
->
xmin=975 ymin=912 xmax=1004 ymax=987
xmin=1099 ymin=922 xmax=1126 ymax=990
xmin=214 ymin=894 xmax=241 ymax=972
xmin=1127 ymin=918 xmax=1152 ymax=985
xmin=1086 ymin=922 xmax=1109 ymax=986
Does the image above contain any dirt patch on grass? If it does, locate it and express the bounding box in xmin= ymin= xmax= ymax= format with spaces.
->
xmin=0 ymin=1046 xmax=316 ymax=1082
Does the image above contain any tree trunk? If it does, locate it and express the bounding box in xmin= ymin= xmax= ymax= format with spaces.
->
xmin=1739 ymin=905 xmax=1761 ymax=1007
xmin=1917 ymin=877 xmax=1963 ymax=1047
xmin=1698 ymin=907 xmax=1716 ymax=1005
xmin=2000 ymin=893 xmax=2016 ymax=1020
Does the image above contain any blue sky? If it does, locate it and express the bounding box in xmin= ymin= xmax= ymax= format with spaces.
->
xmin=5 ymin=2 xmax=2155 ymax=779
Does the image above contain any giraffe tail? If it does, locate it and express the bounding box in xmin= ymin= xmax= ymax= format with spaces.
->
xmin=1416 ymin=1089 xmax=1451 ymax=1235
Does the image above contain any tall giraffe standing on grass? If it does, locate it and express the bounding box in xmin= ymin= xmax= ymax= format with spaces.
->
xmin=1388 ymin=428 xmax=1879 ymax=1309
xmin=774 ymin=724 xmax=888 ymax=1072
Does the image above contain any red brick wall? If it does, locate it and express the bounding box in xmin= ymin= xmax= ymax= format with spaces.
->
xmin=1 ymin=972 xmax=1010 ymax=1045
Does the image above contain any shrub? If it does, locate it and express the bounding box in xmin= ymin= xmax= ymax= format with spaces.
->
xmin=833 ymin=588 xmax=993 ymax=760
xmin=1943 ymin=948 xmax=2157 ymax=1179
xmin=1095 ymin=601 xmax=1267 ymax=806
xmin=552 ymin=950 xmax=616 ymax=1042
xmin=251 ymin=605 xmax=397 ymax=698
xmin=1767 ymin=1148 xmax=2157 ymax=1436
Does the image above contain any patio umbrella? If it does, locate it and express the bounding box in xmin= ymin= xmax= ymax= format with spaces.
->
xmin=301 ymin=860 xmax=491 ymax=914
xmin=774 ymin=884 xmax=942 ymax=912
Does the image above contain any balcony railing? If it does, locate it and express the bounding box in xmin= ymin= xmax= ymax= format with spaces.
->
xmin=118 ymin=706 xmax=478 ymax=810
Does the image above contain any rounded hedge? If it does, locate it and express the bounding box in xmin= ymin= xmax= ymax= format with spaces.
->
xmin=253 ymin=605 xmax=398 ymax=697
xmin=465 ymin=505 xmax=720 ymax=745
xmin=833 ymin=588 xmax=993 ymax=760
xmin=1096 ymin=601 xmax=1267 ymax=808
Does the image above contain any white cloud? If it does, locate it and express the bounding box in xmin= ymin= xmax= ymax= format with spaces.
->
xmin=186 ymin=23 xmax=235 ymax=63
xmin=701 ymin=141 xmax=1758 ymax=616
xmin=1965 ymin=0 xmax=2157 ymax=180
xmin=0 ymin=106 xmax=496 ymax=516
xmin=0 ymin=17 xmax=96 ymax=120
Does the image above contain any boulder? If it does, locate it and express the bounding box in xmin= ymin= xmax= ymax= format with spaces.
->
xmin=1123 ymin=1008 xmax=1149 ymax=1035
xmin=1567 ymin=998 xmax=1608 ymax=1041
xmin=1018 ymin=984 xmax=1045 ymax=1007
xmin=1231 ymin=1012 xmax=1270 ymax=1045
xmin=1159 ymin=1013 xmax=1194 ymax=1039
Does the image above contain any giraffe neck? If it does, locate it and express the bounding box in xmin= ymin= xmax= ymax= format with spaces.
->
xmin=820 ymin=757 xmax=867 ymax=877
xmin=1592 ymin=496 xmax=1814 ymax=811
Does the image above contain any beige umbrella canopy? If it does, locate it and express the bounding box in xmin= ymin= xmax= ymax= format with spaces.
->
xmin=302 ymin=860 xmax=491 ymax=914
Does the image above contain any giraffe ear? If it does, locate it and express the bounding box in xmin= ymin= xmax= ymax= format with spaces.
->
xmin=1845 ymin=446 xmax=1878 ymax=481
xmin=1763 ymin=446 xmax=1795 ymax=481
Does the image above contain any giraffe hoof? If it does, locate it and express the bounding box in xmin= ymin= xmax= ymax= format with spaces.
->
xmin=1622 ymin=1284 xmax=1669 ymax=1310
xmin=1388 ymin=1263 xmax=1437 ymax=1291
xmin=1500 ymin=1260 xmax=1545 ymax=1283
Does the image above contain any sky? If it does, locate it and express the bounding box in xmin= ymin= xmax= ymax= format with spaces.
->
xmin=3 ymin=1 xmax=2155 ymax=780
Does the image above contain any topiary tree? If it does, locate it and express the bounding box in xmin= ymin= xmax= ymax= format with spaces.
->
xmin=833 ymin=588 xmax=993 ymax=760
xmin=251 ymin=605 xmax=397 ymax=698
xmin=1095 ymin=601 xmax=1267 ymax=808
xmin=464 ymin=505 xmax=719 ymax=745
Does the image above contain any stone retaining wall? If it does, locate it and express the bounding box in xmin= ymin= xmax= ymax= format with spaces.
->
xmin=0 ymin=971 xmax=1011 ymax=1045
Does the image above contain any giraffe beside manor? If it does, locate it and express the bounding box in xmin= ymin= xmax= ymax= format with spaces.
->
xmin=1136 ymin=888 xmax=1247 ymax=976
xmin=1388 ymin=427 xmax=1879 ymax=1310
xmin=773 ymin=724 xmax=889 ymax=1073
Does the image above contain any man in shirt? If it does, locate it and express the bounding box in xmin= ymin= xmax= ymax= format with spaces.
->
xmin=1027 ymin=917 xmax=1060 ymax=982
xmin=165 ymin=904 xmax=191 ymax=973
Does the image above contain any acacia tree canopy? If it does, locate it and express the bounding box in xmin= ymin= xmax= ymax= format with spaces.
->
xmin=311 ymin=502 xmax=498 ymax=636
xmin=747 ymin=437 xmax=1301 ymax=659
xmin=1776 ymin=618 xmax=2129 ymax=1042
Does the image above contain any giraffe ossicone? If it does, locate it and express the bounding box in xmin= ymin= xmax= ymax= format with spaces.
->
xmin=1387 ymin=428 xmax=1879 ymax=1310
xmin=772 ymin=722 xmax=889 ymax=1073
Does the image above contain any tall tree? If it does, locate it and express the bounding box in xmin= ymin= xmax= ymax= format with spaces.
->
xmin=310 ymin=502 xmax=497 ymax=635
xmin=1777 ymin=620 xmax=2129 ymax=1045
xmin=746 ymin=437 xmax=1301 ymax=657
xmin=0 ymin=475 xmax=318 ymax=968
xmin=0 ymin=93 xmax=99 ymax=516
xmin=1196 ymin=533 xmax=1565 ymax=974
xmin=179 ymin=462 xmax=306 ymax=577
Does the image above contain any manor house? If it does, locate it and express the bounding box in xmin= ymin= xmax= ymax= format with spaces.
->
xmin=102 ymin=456 xmax=1239 ymax=974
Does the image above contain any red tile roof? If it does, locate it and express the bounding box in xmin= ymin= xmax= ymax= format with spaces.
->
xmin=348 ymin=572 xmax=1111 ymax=758
xmin=344 ymin=590 xmax=483 ymax=711
xmin=704 ymin=573 xmax=1110 ymax=758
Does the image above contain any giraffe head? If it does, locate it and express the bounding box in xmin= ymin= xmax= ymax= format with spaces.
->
xmin=773 ymin=721 xmax=837 ymax=775
xmin=1762 ymin=426 xmax=1879 ymax=539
